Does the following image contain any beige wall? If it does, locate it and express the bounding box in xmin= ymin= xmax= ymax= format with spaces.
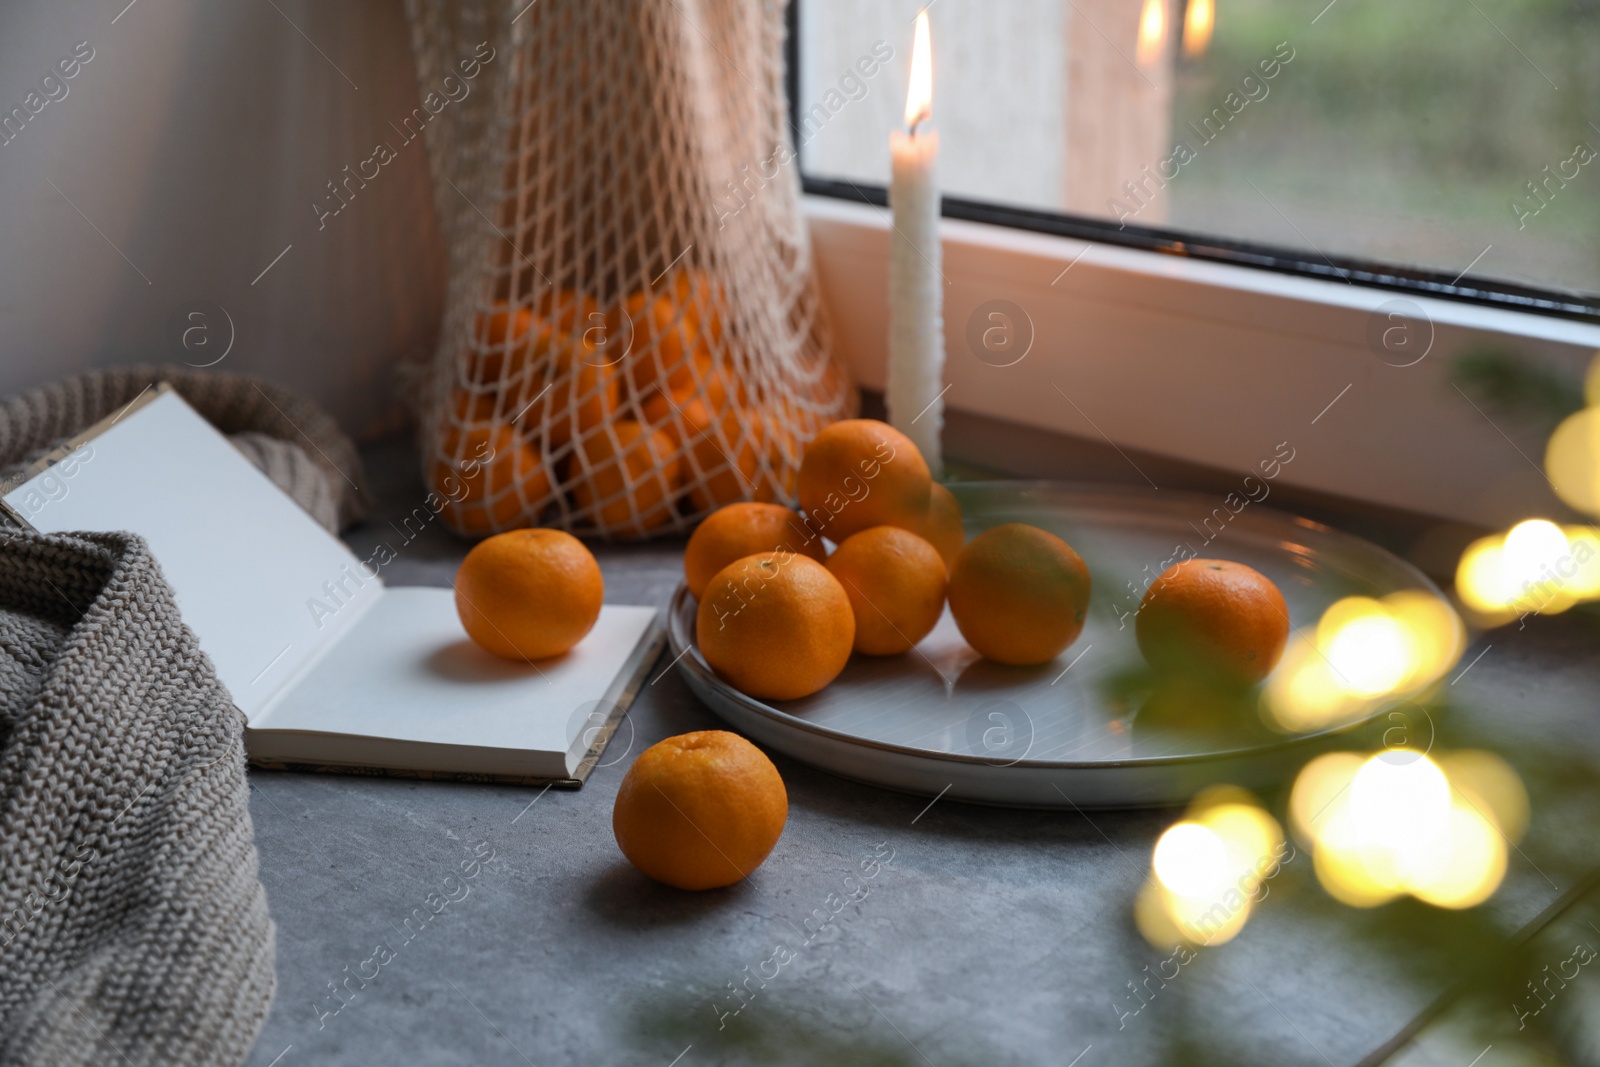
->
xmin=0 ymin=0 xmax=445 ymax=438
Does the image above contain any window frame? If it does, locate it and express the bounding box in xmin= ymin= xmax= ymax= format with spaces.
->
xmin=802 ymin=194 xmax=1600 ymax=530
xmin=784 ymin=0 xmax=1600 ymax=327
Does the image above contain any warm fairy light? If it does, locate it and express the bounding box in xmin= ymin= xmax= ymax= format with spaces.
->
xmin=1455 ymin=535 xmax=1519 ymax=618
xmin=1347 ymin=753 xmax=1452 ymax=855
xmin=1503 ymin=518 xmax=1569 ymax=577
xmin=1289 ymin=751 xmax=1521 ymax=911
xmin=1288 ymin=752 xmax=1364 ymax=842
xmin=1440 ymin=750 xmax=1530 ymax=842
xmin=904 ymin=10 xmax=933 ymax=130
xmin=1382 ymin=591 xmax=1465 ymax=690
xmin=1139 ymin=790 xmax=1284 ymax=948
xmin=1454 ymin=520 xmax=1600 ymax=622
xmin=1319 ymin=599 xmax=1411 ymax=697
xmin=1562 ymin=526 xmax=1600 ymax=599
xmin=1264 ymin=593 xmax=1463 ymax=732
xmin=1406 ymin=802 xmax=1505 ymax=909
xmin=1264 ymin=635 xmax=1347 ymax=731
xmin=1136 ymin=0 xmax=1168 ymax=71
xmin=1464 ymin=349 xmax=1600 ymax=617
xmin=1182 ymin=0 xmax=1214 ymax=58
xmin=1153 ymin=822 xmax=1230 ymax=897
xmin=1546 ymin=407 xmax=1600 ymax=516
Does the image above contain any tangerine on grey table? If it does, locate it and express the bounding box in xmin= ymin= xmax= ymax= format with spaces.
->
xmin=670 ymin=481 xmax=1451 ymax=810
xmin=239 ymin=435 xmax=1600 ymax=1067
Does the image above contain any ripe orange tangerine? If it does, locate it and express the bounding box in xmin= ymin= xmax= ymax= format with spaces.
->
xmin=947 ymin=523 xmax=1091 ymax=666
xmin=826 ymin=526 xmax=947 ymax=655
xmin=684 ymin=502 xmax=826 ymax=599
xmin=1135 ymin=559 xmax=1289 ymax=685
xmin=696 ymin=553 xmax=854 ymax=700
xmin=612 ymin=730 xmax=787 ymax=890
xmin=469 ymin=302 xmax=535 ymax=384
xmin=571 ymin=420 xmax=682 ymax=531
xmin=798 ymin=419 xmax=931 ymax=541
xmin=903 ymin=482 xmax=965 ymax=569
xmin=620 ymin=291 xmax=713 ymax=403
xmin=431 ymin=423 xmax=551 ymax=535
xmin=516 ymin=341 xmax=620 ymax=453
xmin=453 ymin=528 xmax=603 ymax=661
xmin=689 ymin=412 xmax=780 ymax=512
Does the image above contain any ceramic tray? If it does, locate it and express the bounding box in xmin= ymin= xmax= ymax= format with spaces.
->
xmin=666 ymin=482 xmax=1448 ymax=808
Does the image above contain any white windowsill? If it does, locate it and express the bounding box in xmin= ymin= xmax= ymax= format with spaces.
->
xmin=805 ymin=194 xmax=1600 ymax=530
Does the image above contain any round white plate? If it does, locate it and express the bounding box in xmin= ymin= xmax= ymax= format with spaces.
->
xmin=666 ymin=482 xmax=1449 ymax=809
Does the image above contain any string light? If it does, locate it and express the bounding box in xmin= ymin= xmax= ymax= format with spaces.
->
xmin=1289 ymin=750 xmax=1523 ymax=911
xmin=1264 ymin=593 xmax=1463 ymax=732
xmin=1138 ymin=788 xmax=1284 ymax=948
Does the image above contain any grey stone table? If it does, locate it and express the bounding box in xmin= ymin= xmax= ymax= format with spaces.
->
xmin=240 ymin=436 xmax=1600 ymax=1067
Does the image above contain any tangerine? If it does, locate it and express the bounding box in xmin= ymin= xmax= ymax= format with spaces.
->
xmin=947 ymin=523 xmax=1091 ymax=665
xmin=431 ymin=423 xmax=551 ymax=535
xmin=453 ymin=528 xmax=602 ymax=660
xmin=798 ymin=419 xmax=931 ymax=541
xmin=826 ymin=526 xmax=947 ymax=655
xmin=697 ymin=553 xmax=854 ymax=700
xmin=612 ymin=730 xmax=786 ymax=890
xmin=1135 ymin=559 xmax=1289 ymax=685
xmin=620 ymin=291 xmax=712 ymax=403
xmin=468 ymin=302 xmax=536 ymax=384
xmin=571 ymin=420 xmax=682 ymax=530
xmin=684 ymin=502 xmax=826 ymax=599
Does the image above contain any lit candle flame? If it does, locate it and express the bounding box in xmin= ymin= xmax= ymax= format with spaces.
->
xmin=1136 ymin=0 xmax=1168 ymax=70
xmin=904 ymin=9 xmax=933 ymax=131
xmin=1183 ymin=0 xmax=1213 ymax=58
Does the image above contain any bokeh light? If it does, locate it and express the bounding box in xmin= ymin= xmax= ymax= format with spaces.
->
xmin=1548 ymin=404 xmax=1600 ymax=518
xmin=1319 ymin=598 xmax=1412 ymax=696
xmin=1153 ymin=822 xmax=1230 ymax=897
xmin=1438 ymin=750 xmax=1530 ymax=842
xmin=1264 ymin=593 xmax=1463 ymax=732
xmin=1288 ymin=749 xmax=1523 ymax=911
xmin=1560 ymin=526 xmax=1600 ymax=600
xmin=1546 ymin=406 xmax=1600 ymax=516
xmin=1503 ymin=518 xmax=1568 ymax=574
xmin=1462 ymin=349 xmax=1600 ymax=624
xmin=1454 ymin=520 xmax=1600 ymax=624
xmin=1137 ymin=788 xmax=1284 ymax=948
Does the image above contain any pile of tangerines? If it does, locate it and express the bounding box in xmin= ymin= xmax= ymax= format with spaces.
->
xmin=684 ymin=418 xmax=1290 ymax=704
xmin=451 ymin=416 xmax=1292 ymax=892
xmin=433 ymin=269 xmax=841 ymax=536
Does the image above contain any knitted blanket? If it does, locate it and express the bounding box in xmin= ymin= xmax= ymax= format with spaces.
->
xmin=0 ymin=530 xmax=275 ymax=1065
xmin=0 ymin=367 xmax=367 ymax=1064
xmin=0 ymin=364 xmax=366 ymax=534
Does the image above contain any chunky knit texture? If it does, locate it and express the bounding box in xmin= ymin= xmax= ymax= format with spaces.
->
xmin=0 ymin=368 xmax=367 ymax=1064
xmin=0 ymin=365 xmax=366 ymax=533
xmin=0 ymin=530 xmax=276 ymax=1065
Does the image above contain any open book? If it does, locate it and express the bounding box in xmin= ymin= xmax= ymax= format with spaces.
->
xmin=0 ymin=385 xmax=663 ymax=786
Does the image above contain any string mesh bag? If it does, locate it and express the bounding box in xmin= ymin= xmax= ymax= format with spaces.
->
xmin=403 ymin=0 xmax=856 ymax=540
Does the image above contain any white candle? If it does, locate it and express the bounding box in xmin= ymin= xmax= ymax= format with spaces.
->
xmin=887 ymin=9 xmax=943 ymax=474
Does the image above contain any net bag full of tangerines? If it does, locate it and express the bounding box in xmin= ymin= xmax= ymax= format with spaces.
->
xmin=402 ymin=0 xmax=856 ymax=539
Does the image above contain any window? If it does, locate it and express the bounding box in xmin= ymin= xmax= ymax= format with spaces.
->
xmin=793 ymin=0 xmax=1600 ymax=319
